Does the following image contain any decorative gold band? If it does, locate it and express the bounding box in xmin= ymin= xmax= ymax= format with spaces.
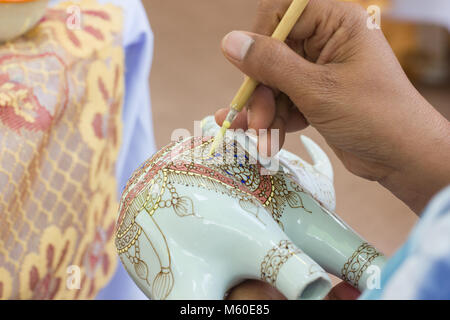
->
xmin=341 ymin=242 xmax=383 ymax=288
xmin=260 ymin=240 xmax=301 ymax=285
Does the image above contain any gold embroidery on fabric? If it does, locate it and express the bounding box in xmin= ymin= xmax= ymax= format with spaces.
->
xmin=0 ymin=268 xmax=12 ymax=299
xmin=0 ymin=0 xmax=124 ymax=299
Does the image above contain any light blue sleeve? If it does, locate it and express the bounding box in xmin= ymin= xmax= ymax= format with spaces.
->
xmin=361 ymin=185 xmax=450 ymax=300
xmin=106 ymin=0 xmax=157 ymax=193
xmin=94 ymin=0 xmax=156 ymax=299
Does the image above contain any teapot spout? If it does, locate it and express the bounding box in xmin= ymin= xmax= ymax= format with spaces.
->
xmin=259 ymin=240 xmax=332 ymax=300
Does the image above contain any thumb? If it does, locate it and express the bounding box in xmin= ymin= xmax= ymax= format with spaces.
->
xmin=221 ymin=31 xmax=326 ymax=105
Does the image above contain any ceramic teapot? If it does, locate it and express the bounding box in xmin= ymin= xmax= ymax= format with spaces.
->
xmin=201 ymin=116 xmax=387 ymax=291
xmin=115 ymin=135 xmax=332 ymax=300
xmin=115 ymin=117 xmax=386 ymax=300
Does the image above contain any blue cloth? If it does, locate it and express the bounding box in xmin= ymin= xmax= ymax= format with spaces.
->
xmin=361 ymin=185 xmax=450 ymax=299
xmin=48 ymin=0 xmax=157 ymax=299
xmin=96 ymin=0 xmax=156 ymax=300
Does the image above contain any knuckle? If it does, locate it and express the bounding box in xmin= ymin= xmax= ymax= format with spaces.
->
xmin=341 ymin=1 xmax=368 ymax=25
xmin=257 ymin=0 xmax=287 ymax=11
xmin=257 ymin=0 xmax=271 ymax=10
xmin=257 ymin=0 xmax=294 ymax=23
xmin=318 ymin=68 xmax=340 ymax=89
xmin=256 ymin=0 xmax=279 ymax=16
xmin=308 ymin=67 xmax=342 ymax=103
xmin=344 ymin=1 xmax=366 ymax=14
xmin=310 ymin=64 xmax=339 ymax=88
xmin=334 ymin=1 xmax=368 ymax=42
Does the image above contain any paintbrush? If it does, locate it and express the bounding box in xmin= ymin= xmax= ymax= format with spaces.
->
xmin=209 ymin=0 xmax=309 ymax=155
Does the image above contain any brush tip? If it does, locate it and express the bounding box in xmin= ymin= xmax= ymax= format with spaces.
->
xmin=208 ymin=123 xmax=229 ymax=155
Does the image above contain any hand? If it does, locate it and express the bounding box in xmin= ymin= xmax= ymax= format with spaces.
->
xmin=226 ymin=279 xmax=360 ymax=300
xmin=215 ymin=0 xmax=450 ymax=214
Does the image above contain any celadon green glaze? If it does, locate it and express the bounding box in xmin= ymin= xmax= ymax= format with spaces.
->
xmin=201 ymin=115 xmax=386 ymax=292
xmin=115 ymin=117 xmax=386 ymax=299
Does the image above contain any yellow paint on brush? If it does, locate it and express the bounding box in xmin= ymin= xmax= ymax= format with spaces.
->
xmin=223 ymin=120 xmax=231 ymax=129
xmin=209 ymin=124 xmax=228 ymax=156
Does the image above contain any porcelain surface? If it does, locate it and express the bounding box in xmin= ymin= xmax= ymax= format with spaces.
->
xmin=115 ymin=117 xmax=386 ymax=299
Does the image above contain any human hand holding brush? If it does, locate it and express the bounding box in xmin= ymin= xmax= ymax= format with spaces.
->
xmin=215 ymin=0 xmax=450 ymax=215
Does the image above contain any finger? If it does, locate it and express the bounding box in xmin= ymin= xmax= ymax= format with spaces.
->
xmin=252 ymin=0 xmax=338 ymax=42
xmin=286 ymin=38 xmax=306 ymax=58
xmin=256 ymin=0 xmax=361 ymax=42
xmin=249 ymin=64 xmax=307 ymax=134
xmin=221 ymin=30 xmax=329 ymax=114
xmin=301 ymin=0 xmax=368 ymax=63
xmin=226 ymin=280 xmax=285 ymax=300
xmin=215 ymin=107 xmax=249 ymax=130
xmin=252 ymin=0 xmax=293 ymax=36
xmin=258 ymin=94 xmax=289 ymax=156
xmin=273 ymin=92 xmax=309 ymax=132
xmin=252 ymin=0 xmax=324 ymax=62
xmin=250 ymin=0 xmax=367 ymax=63
xmin=275 ymin=93 xmax=291 ymax=125
xmin=325 ymin=281 xmax=361 ymax=300
xmin=247 ymin=85 xmax=276 ymax=132
xmin=221 ymin=30 xmax=311 ymax=93
xmin=285 ymin=105 xmax=309 ymax=132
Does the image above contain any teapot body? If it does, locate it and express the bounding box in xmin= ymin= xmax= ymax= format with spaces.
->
xmin=201 ymin=117 xmax=387 ymax=291
xmin=116 ymin=126 xmax=386 ymax=299
xmin=115 ymin=137 xmax=332 ymax=300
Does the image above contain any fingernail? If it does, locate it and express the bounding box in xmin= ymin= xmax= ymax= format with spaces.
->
xmin=222 ymin=31 xmax=254 ymax=61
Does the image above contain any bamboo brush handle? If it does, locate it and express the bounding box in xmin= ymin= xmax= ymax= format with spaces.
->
xmin=209 ymin=0 xmax=309 ymax=155
xmin=230 ymin=0 xmax=309 ymax=113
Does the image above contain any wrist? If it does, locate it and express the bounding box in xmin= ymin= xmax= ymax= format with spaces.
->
xmin=379 ymin=169 xmax=447 ymax=215
xmin=379 ymin=102 xmax=450 ymax=214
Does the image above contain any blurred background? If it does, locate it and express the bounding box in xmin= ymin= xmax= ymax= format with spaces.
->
xmin=140 ymin=0 xmax=449 ymax=263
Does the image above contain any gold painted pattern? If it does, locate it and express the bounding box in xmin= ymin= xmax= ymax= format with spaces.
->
xmin=0 ymin=0 xmax=124 ymax=299
xmin=341 ymin=242 xmax=383 ymax=288
xmin=115 ymin=136 xmax=316 ymax=299
xmin=260 ymin=240 xmax=301 ymax=285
